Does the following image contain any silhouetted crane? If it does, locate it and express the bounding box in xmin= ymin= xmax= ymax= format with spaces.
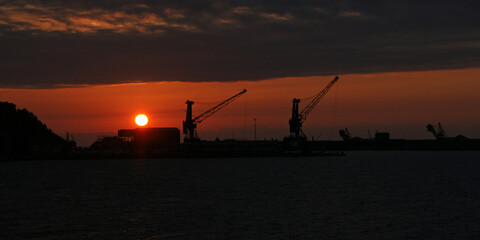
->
xmin=183 ymin=89 xmax=247 ymax=143
xmin=426 ymin=122 xmax=447 ymax=140
xmin=288 ymin=76 xmax=339 ymax=140
xmin=339 ymin=128 xmax=352 ymax=141
xmin=426 ymin=122 xmax=468 ymax=140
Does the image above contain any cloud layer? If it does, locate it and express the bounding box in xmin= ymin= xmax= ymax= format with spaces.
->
xmin=1 ymin=0 xmax=479 ymax=88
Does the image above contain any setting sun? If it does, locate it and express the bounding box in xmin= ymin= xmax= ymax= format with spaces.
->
xmin=135 ymin=114 xmax=148 ymax=126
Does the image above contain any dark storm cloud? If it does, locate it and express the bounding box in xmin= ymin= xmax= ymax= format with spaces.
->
xmin=0 ymin=0 xmax=479 ymax=88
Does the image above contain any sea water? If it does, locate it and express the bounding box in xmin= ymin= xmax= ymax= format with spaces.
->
xmin=1 ymin=151 xmax=480 ymax=239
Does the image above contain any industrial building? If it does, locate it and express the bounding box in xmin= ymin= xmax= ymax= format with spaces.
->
xmin=118 ymin=128 xmax=180 ymax=150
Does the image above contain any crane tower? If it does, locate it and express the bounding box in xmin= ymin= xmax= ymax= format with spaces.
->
xmin=288 ymin=76 xmax=339 ymax=140
xmin=183 ymin=89 xmax=247 ymax=143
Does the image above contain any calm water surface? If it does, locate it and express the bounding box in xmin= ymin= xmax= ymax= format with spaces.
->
xmin=1 ymin=151 xmax=480 ymax=239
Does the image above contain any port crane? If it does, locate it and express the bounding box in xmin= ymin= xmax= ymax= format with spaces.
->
xmin=288 ymin=76 xmax=339 ymax=140
xmin=183 ymin=89 xmax=247 ymax=143
xmin=339 ymin=128 xmax=352 ymax=141
xmin=426 ymin=122 xmax=447 ymax=140
xmin=426 ymin=122 xmax=468 ymax=140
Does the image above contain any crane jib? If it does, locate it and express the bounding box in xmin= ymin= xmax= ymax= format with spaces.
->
xmin=300 ymin=76 xmax=339 ymax=122
xmin=194 ymin=89 xmax=247 ymax=124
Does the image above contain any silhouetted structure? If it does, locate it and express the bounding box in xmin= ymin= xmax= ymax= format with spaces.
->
xmin=427 ymin=122 xmax=468 ymax=140
xmin=427 ymin=122 xmax=447 ymax=140
xmin=375 ymin=132 xmax=390 ymax=141
xmin=285 ymin=76 xmax=339 ymax=149
xmin=90 ymin=136 xmax=131 ymax=152
xmin=183 ymin=89 xmax=247 ymax=143
xmin=289 ymin=98 xmax=303 ymax=139
xmin=334 ymin=125 xmax=480 ymax=151
xmin=339 ymin=128 xmax=352 ymax=141
xmin=118 ymin=128 xmax=180 ymax=150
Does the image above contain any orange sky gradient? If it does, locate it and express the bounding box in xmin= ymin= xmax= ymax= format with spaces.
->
xmin=1 ymin=68 xmax=480 ymax=146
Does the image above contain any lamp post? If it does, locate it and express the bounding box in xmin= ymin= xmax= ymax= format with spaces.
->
xmin=254 ymin=118 xmax=257 ymax=141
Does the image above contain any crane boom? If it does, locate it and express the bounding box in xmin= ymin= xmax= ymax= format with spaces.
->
xmin=300 ymin=76 xmax=339 ymax=123
xmin=427 ymin=122 xmax=447 ymax=140
xmin=194 ymin=89 xmax=247 ymax=124
xmin=288 ymin=76 xmax=339 ymax=139
xmin=183 ymin=89 xmax=247 ymax=142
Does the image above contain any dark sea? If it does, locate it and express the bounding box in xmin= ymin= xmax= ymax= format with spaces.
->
xmin=2 ymin=151 xmax=480 ymax=239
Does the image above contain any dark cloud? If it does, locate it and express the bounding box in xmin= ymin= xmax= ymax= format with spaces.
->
xmin=0 ymin=0 xmax=479 ymax=88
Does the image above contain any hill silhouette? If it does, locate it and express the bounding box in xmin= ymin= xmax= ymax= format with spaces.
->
xmin=0 ymin=101 xmax=73 ymax=158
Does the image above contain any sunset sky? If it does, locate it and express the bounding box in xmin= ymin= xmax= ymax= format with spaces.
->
xmin=1 ymin=1 xmax=479 ymax=146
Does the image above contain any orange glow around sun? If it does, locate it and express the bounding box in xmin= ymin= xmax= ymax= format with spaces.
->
xmin=135 ymin=114 xmax=148 ymax=126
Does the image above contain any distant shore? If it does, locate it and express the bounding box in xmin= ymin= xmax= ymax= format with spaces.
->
xmin=4 ymin=138 xmax=480 ymax=161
